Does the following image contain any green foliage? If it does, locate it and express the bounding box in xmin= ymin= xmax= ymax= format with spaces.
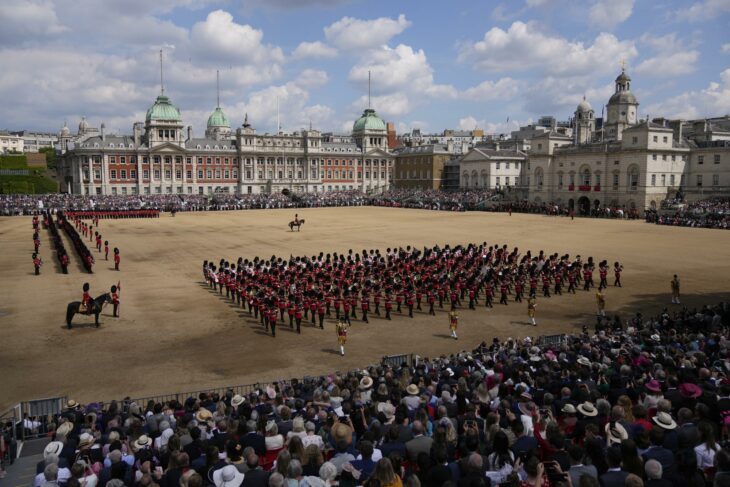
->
xmin=39 ymin=147 xmax=57 ymax=170
xmin=0 ymin=154 xmax=28 ymax=170
xmin=0 ymin=173 xmax=58 ymax=194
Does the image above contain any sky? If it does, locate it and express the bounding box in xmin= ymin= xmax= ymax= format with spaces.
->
xmin=1 ymin=0 xmax=729 ymax=137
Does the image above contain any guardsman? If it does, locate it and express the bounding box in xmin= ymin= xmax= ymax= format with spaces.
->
xmin=500 ymin=280 xmax=509 ymax=305
xmin=598 ymin=261 xmax=608 ymax=290
xmin=295 ymin=302 xmax=303 ymax=333
xmin=395 ymin=290 xmax=403 ymax=313
xmin=582 ymin=264 xmax=592 ymax=291
xmin=288 ymin=300 xmax=296 ymax=328
xmin=373 ymin=290 xmax=381 ymax=316
xmin=527 ymin=296 xmax=537 ymax=326
xmin=269 ymin=306 xmax=277 ymax=337
xmin=468 ymin=285 xmax=476 ymax=309
xmin=360 ymin=294 xmax=369 ymax=323
xmin=33 ymin=232 xmax=40 ymax=253
xmin=336 ymin=317 xmax=349 ymax=356
xmin=514 ymin=279 xmax=523 ymax=303
xmin=82 ymin=282 xmax=92 ymax=314
xmin=415 ymin=288 xmax=423 ymax=311
xmin=427 ymin=289 xmax=436 ymax=316
xmin=113 ymin=248 xmax=120 ymax=271
xmin=33 ymin=252 xmax=43 ymax=275
xmin=60 ymin=251 xmax=69 ymax=274
xmin=318 ymin=299 xmax=326 ymax=328
xmin=671 ymin=274 xmax=680 ymax=304
xmin=334 ymin=294 xmax=342 ymax=319
xmin=484 ymin=281 xmax=494 ymax=308
xmin=384 ymin=293 xmax=393 ymax=320
xmin=111 ymin=283 xmax=120 ymax=317
xmin=613 ymin=262 xmax=623 ymax=287
xmin=449 ymin=309 xmax=458 ymax=340
xmin=406 ymin=290 xmax=414 ymax=318
xmin=104 ymin=240 xmax=109 ymax=260
xmin=553 ymin=272 xmax=563 ymax=296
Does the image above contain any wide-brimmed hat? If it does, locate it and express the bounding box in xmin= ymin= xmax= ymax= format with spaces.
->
xmin=195 ymin=408 xmax=213 ymax=423
xmin=518 ymin=401 xmax=536 ymax=416
xmin=66 ymin=400 xmax=81 ymax=410
xmin=406 ymin=384 xmax=419 ymax=396
xmin=77 ymin=432 xmax=94 ymax=449
xmin=44 ymin=441 xmax=64 ymax=459
xmin=679 ymin=383 xmax=702 ymax=399
xmin=231 ymin=395 xmax=245 ymax=407
xmin=577 ymin=401 xmax=598 ymax=417
xmin=376 ymin=384 xmax=388 ymax=397
xmin=56 ymin=421 xmax=73 ymax=437
xmin=332 ymin=422 xmax=353 ymax=444
xmin=650 ymin=334 xmax=661 ymax=342
xmin=359 ymin=377 xmax=373 ymax=390
xmin=561 ymin=404 xmax=577 ymax=414
xmin=645 ymin=380 xmax=662 ymax=393
xmin=652 ymin=412 xmax=677 ymax=430
xmin=133 ymin=435 xmax=151 ymax=451
xmin=266 ymin=386 xmax=277 ymax=400
xmin=606 ymin=422 xmax=628 ymax=444
xmin=577 ymin=357 xmax=592 ymax=367
xmin=377 ymin=402 xmax=395 ymax=421
xmin=213 ymin=464 xmax=245 ymax=487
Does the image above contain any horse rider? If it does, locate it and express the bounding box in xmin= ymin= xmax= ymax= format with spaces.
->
xmin=294 ymin=213 xmax=300 ymax=226
xmin=82 ymin=282 xmax=92 ymax=314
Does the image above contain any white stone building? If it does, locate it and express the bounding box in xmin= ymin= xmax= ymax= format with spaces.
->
xmin=459 ymin=147 xmax=526 ymax=190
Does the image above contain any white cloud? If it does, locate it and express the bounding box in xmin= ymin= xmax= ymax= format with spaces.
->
xmin=676 ymin=0 xmax=730 ymax=22
xmin=0 ymin=0 xmax=68 ymax=44
xmin=588 ymin=0 xmax=634 ymax=30
xmin=635 ymin=34 xmax=699 ymax=77
xmin=350 ymin=94 xmax=411 ymax=118
xmin=461 ymin=78 xmax=524 ymax=101
xmin=523 ymin=77 xmax=614 ymax=116
xmin=324 ymin=14 xmax=411 ymax=50
xmin=459 ymin=21 xmax=638 ymax=77
xmin=296 ymin=69 xmax=329 ymax=88
xmin=458 ymin=116 xmax=522 ymax=135
xmin=292 ymin=41 xmax=337 ymax=59
xmin=643 ymin=69 xmax=730 ymax=119
xmin=348 ymin=44 xmax=456 ymax=99
xmin=722 ymin=43 xmax=730 ymax=54
xmin=635 ymin=51 xmax=699 ymax=77
xmin=190 ymin=10 xmax=284 ymax=66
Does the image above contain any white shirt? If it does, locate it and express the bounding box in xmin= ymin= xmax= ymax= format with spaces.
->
xmin=34 ymin=468 xmax=71 ymax=487
xmin=302 ymin=433 xmax=325 ymax=451
xmin=695 ymin=442 xmax=719 ymax=469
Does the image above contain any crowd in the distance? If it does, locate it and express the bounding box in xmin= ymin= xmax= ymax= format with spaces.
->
xmin=5 ymin=301 xmax=728 ymax=487
xmin=646 ymin=198 xmax=730 ymax=230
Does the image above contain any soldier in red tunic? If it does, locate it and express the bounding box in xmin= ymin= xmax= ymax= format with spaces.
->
xmin=427 ymin=289 xmax=436 ymax=316
xmin=598 ymin=261 xmax=608 ymax=290
xmin=114 ymin=248 xmax=120 ymax=271
xmin=360 ymin=294 xmax=369 ymax=323
xmin=373 ymin=290 xmax=381 ymax=316
xmin=104 ymin=240 xmax=109 ymax=260
xmin=33 ymin=232 xmax=40 ymax=253
xmin=294 ymin=302 xmax=303 ymax=333
xmin=499 ymin=281 xmax=509 ymax=305
xmin=613 ymin=261 xmax=623 ymax=287
xmin=406 ymin=290 xmax=414 ymax=318
xmin=514 ymin=279 xmax=523 ymax=303
xmin=111 ymin=284 xmax=120 ymax=317
xmin=468 ymin=286 xmax=476 ymax=309
xmin=384 ymin=293 xmax=392 ymax=320
xmin=82 ymin=282 xmax=92 ymax=314
xmin=288 ymin=300 xmax=296 ymax=328
xmin=32 ymin=252 xmax=43 ymax=275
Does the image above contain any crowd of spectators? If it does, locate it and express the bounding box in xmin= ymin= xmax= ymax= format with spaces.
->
xmin=647 ymin=198 xmax=730 ymax=230
xmin=7 ymin=301 xmax=728 ymax=487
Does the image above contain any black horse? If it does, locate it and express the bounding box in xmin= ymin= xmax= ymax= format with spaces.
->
xmin=288 ymin=219 xmax=305 ymax=232
xmin=66 ymin=293 xmax=112 ymax=329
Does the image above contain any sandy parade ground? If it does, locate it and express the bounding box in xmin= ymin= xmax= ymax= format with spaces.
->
xmin=1 ymin=207 xmax=729 ymax=410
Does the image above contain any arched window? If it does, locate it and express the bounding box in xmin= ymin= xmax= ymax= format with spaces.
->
xmin=582 ymin=168 xmax=591 ymax=186
xmin=462 ymin=171 xmax=469 ymax=187
xmin=471 ymin=170 xmax=478 ymax=187
xmin=535 ymin=167 xmax=544 ymax=189
xmin=627 ymin=165 xmax=639 ymax=190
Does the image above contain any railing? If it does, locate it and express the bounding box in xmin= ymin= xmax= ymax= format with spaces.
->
xmin=568 ymin=184 xmax=575 ymax=191
xmin=578 ymin=185 xmax=591 ymax=192
xmin=594 ymin=185 xmax=601 ymax=192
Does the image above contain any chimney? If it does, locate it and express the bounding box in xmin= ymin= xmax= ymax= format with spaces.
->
xmin=100 ymin=122 xmax=106 ymax=141
xmin=133 ymin=122 xmax=142 ymax=146
xmin=187 ymin=125 xmax=193 ymax=141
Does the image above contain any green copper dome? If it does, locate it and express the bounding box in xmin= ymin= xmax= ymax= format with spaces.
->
xmin=145 ymin=95 xmax=181 ymax=122
xmin=207 ymin=107 xmax=229 ymax=128
xmin=353 ymin=108 xmax=386 ymax=132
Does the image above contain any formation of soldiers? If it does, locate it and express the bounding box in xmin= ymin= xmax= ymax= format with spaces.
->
xmin=202 ymin=242 xmax=623 ymax=352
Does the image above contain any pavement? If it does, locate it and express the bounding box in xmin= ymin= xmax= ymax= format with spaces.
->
xmin=2 ymin=438 xmax=49 ymax=487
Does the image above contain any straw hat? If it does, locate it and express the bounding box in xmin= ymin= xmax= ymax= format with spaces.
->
xmin=406 ymin=384 xmax=419 ymax=396
xmin=606 ymin=422 xmax=628 ymax=444
xmin=133 ymin=435 xmax=151 ymax=452
xmin=332 ymin=422 xmax=353 ymax=445
xmin=577 ymin=401 xmax=598 ymax=417
xmin=44 ymin=441 xmax=64 ymax=459
xmin=359 ymin=377 xmax=373 ymax=390
xmin=77 ymin=433 xmax=94 ymax=449
xmin=231 ymin=394 xmax=245 ymax=408
xmin=377 ymin=402 xmax=395 ymax=422
xmin=196 ymin=408 xmax=213 ymax=423
xmin=213 ymin=464 xmax=245 ymax=487
xmin=56 ymin=421 xmax=73 ymax=437
xmin=652 ymin=412 xmax=677 ymax=430
xmin=561 ymin=404 xmax=577 ymax=414
xmin=66 ymin=400 xmax=81 ymax=410
xmin=577 ymin=357 xmax=592 ymax=367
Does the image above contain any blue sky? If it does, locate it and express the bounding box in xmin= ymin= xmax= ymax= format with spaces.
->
xmin=1 ymin=0 xmax=728 ymax=136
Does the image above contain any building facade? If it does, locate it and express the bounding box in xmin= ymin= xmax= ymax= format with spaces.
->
xmin=0 ymin=131 xmax=24 ymax=154
xmin=57 ymin=93 xmax=393 ymax=195
xmin=392 ymin=144 xmax=452 ymax=189
xmin=521 ymin=68 xmax=730 ymax=212
xmin=459 ymin=148 xmax=527 ymax=190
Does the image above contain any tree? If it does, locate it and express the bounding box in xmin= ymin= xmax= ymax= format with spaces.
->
xmin=39 ymin=147 xmax=57 ymax=170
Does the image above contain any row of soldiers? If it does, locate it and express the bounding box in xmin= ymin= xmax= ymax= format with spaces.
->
xmin=201 ymin=243 xmax=624 ymax=341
